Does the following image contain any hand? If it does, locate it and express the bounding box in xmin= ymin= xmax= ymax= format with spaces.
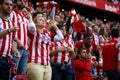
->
xmin=59 ymin=47 xmax=66 ymax=52
xmin=27 ymin=13 xmax=33 ymax=22
xmin=10 ymin=27 xmax=19 ymax=32
xmin=87 ymin=53 xmax=92 ymax=59
xmin=18 ymin=42 xmax=25 ymax=49
xmin=48 ymin=20 xmax=58 ymax=30
xmin=13 ymin=49 xmax=20 ymax=58
xmin=13 ymin=38 xmax=25 ymax=49
xmin=67 ymin=47 xmax=73 ymax=52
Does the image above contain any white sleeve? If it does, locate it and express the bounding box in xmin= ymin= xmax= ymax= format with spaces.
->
xmin=53 ymin=29 xmax=64 ymax=41
xmin=28 ymin=22 xmax=36 ymax=35
xmin=116 ymin=41 xmax=120 ymax=49
xmin=118 ymin=51 xmax=120 ymax=61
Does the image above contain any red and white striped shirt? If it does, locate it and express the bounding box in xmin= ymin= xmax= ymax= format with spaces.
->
xmin=51 ymin=37 xmax=74 ymax=63
xmin=28 ymin=32 xmax=52 ymax=66
xmin=0 ymin=17 xmax=13 ymax=57
xmin=10 ymin=9 xmax=29 ymax=50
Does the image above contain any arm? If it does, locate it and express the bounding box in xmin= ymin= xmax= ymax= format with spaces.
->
xmin=118 ymin=52 xmax=120 ymax=73
xmin=27 ymin=13 xmax=36 ymax=35
xmin=53 ymin=30 xmax=64 ymax=41
xmin=13 ymin=38 xmax=24 ymax=49
xmin=49 ymin=46 xmax=65 ymax=57
xmin=116 ymin=41 xmax=120 ymax=49
xmin=0 ymin=27 xmax=19 ymax=39
xmin=48 ymin=20 xmax=64 ymax=41
xmin=66 ymin=47 xmax=76 ymax=59
xmin=11 ymin=40 xmax=20 ymax=58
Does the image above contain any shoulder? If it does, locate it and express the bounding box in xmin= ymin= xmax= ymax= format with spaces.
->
xmin=75 ymin=41 xmax=83 ymax=47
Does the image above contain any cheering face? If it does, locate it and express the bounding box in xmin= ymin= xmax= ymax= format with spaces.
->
xmin=35 ymin=16 xmax=46 ymax=28
xmin=84 ymin=36 xmax=93 ymax=46
xmin=0 ymin=0 xmax=13 ymax=14
xmin=60 ymin=26 xmax=66 ymax=37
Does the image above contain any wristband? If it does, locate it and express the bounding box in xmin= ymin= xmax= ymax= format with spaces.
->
xmin=7 ymin=29 xmax=11 ymax=33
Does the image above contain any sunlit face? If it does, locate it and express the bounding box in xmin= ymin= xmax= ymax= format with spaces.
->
xmin=60 ymin=26 xmax=66 ymax=36
xmin=35 ymin=15 xmax=46 ymax=28
xmin=84 ymin=36 xmax=93 ymax=46
xmin=0 ymin=0 xmax=13 ymax=14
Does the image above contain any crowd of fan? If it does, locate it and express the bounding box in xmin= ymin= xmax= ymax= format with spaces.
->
xmin=0 ymin=0 xmax=120 ymax=80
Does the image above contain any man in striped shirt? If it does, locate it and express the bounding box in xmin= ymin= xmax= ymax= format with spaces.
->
xmin=27 ymin=12 xmax=64 ymax=80
xmin=0 ymin=0 xmax=19 ymax=79
xmin=10 ymin=0 xmax=36 ymax=75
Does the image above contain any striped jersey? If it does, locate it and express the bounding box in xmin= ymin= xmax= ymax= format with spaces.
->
xmin=0 ymin=17 xmax=13 ymax=57
xmin=28 ymin=32 xmax=52 ymax=66
xmin=10 ymin=9 xmax=29 ymax=50
xmin=51 ymin=36 xmax=74 ymax=63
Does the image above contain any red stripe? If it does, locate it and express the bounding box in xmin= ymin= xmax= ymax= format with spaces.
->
xmin=22 ymin=17 xmax=27 ymax=49
xmin=46 ymin=42 xmax=49 ymax=65
xmin=28 ymin=34 xmax=34 ymax=62
xmin=61 ymin=42 xmax=65 ymax=62
xmin=1 ymin=19 xmax=6 ymax=56
xmin=41 ymin=35 xmax=44 ymax=65
xmin=55 ymin=42 xmax=59 ymax=62
xmin=17 ymin=16 xmax=21 ymax=41
xmin=6 ymin=21 xmax=11 ymax=56
xmin=35 ymin=33 xmax=39 ymax=63
xmin=12 ymin=21 xmax=16 ymax=37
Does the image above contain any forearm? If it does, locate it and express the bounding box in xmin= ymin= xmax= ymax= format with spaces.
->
xmin=50 ymin=49 xmax=60 ymax=57
xmin=0 ymin=27 xmax=19 ymax=38
xmin=28 ymin=22 xmax=36 ymax=35
xmin=54 ymin=30 xmax=64 ymax=41
xmin=50 ymin=47 xmax=65 ymax=57
xmin=0 ymin=29 xmax=11 ymax=38
xmin=69 ymin=50 xmax=76 ymax=59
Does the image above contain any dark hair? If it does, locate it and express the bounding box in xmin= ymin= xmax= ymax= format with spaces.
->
xmin=83 ymin=31 xmax=92 ymax=39
xmin=57 ymin=23 xmax=66 ymax=30
xmin=32 ymin=12 xmax=43 ymax=19
xmin=111 ymin=28 xmax=119 ymax=38
xmin=33 ymin=5 xmax=39 ymax=10
xmin=0 ymin=0 xmax=4 ymax=5
xmin=77 ymin=48 xmax=86 ymax=55
xmin=13 ymin=0 xmax=17 ymax=3
xmin=91 ymin=25 xmax=96 ymax=29
xmin=75 ymin=48 xmax=86 ymax=60
xmin=75 ymin=32 xmax=81 ymax=41
xmin=0 ymin=0 xmax=13 ymax=5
